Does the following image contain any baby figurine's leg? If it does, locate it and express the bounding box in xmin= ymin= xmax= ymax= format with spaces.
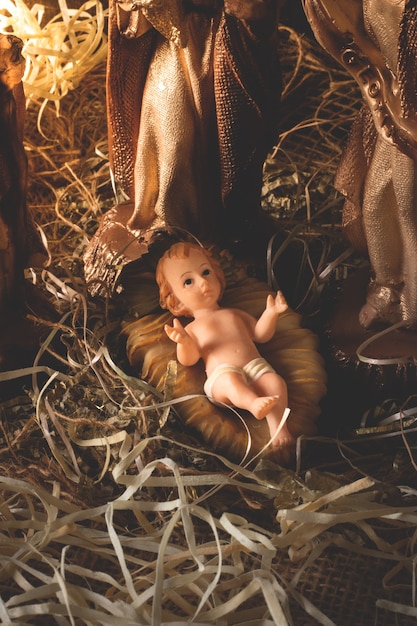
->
xmin=209 ymin=370 xmax=280 ymax=419
xmin=252 ymin=372 xmax=293 ymax=452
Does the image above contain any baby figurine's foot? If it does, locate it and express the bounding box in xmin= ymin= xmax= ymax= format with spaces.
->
xmin=265 ymin=426 xmax=296 ymax=466
xmin=251 ymin=396 xmax=279 ymax=419
xmin=271 ymin=427 xmax=295 ymax=450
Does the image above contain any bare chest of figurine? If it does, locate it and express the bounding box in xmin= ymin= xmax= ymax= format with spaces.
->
xmin=187 ymin=308 xmax=259 ymax=371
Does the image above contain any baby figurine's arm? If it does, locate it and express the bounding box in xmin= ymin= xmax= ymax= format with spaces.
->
xmin=164 ymin=318 xmax=201 ymax=366
xmin=253 ymin=291 xmax=288 ymax=343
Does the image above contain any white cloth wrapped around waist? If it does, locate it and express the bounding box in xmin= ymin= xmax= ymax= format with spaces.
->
xmin=203 ymin=357 xmax=275 ymax=400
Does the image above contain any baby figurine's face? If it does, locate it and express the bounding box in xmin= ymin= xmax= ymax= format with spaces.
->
xmin=163 ymin=246 xmax=222 ymax=314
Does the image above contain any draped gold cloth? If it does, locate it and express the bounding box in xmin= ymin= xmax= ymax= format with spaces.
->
xmin=304 ymin=0 xmax=417 ymax=327
xmin=84 ymin=1 xmax=283 ymax=293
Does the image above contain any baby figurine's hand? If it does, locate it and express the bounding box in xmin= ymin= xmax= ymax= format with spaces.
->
xmin=164 ymin=318 xmax=190 ymax=344
xmin=164 ymin=318 xmax=201 ymax=366
xmin=266 ymin=291 xmax=288 ymax=315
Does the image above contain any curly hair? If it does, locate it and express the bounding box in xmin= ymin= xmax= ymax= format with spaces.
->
xmin=156 ymin=242 xmax=226 ymax=317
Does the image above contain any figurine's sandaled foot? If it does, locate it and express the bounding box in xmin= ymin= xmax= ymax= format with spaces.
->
xmin=359 ymin=280 xmax=403 ymax=329
xmin=359 ymin=302 xmax=380 ymax=329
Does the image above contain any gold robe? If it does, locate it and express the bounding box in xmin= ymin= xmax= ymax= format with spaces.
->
xmin=304 ymin=0 xmax=417 ymax=326
xmin=84 ymin=1 xmax=282 ymax=293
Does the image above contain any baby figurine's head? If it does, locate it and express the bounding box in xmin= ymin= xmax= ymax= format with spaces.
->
xmin=156 ymin=242 xmax=226 ymax=316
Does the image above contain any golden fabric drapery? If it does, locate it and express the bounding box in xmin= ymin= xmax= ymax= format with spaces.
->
xmin=84 ymin=0 xmax=283 ymax=293
xmin=303 ymin=0 xmax=417 ymax=327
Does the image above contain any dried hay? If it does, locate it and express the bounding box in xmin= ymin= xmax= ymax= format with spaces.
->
xmin=0 ymin=0 xmax=107 ymax=111
xmin=0 ymin=3 xmax=416 ymax=624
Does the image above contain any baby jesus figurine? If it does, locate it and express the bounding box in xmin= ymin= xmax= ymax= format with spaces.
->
xmin=156 ymin=242 xmax=293 ymax=459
